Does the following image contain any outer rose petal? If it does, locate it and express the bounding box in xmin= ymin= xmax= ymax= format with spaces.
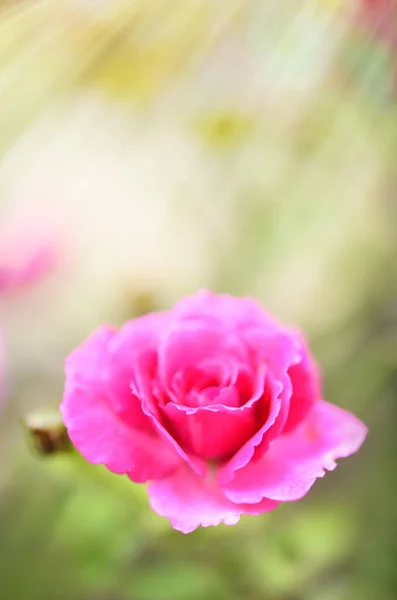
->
xmin=172 ymin=290 xmax=279 ymax=333
xmin=114 ymin=319 xmax=207 ymax=476
xmin=61 ymin=326 xmax=182 ymax=482
xmin=109 ymin=314 xmax=169 ymax=423
xmin=222 ymin=400 xmax=367 ymax=504
xmin=282 ymin=336 xmax=320 ymax=433
xmin=148 ymin=465 xmax=278 ymax=534
xmin=217 ymin=332 xmax=300 ymax=486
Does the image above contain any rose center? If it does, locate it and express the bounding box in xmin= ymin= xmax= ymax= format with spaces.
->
xmin=166 ymin=361 xmax=255 ymax=410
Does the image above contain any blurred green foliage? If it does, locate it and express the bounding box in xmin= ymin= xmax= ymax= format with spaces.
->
xmin=0 ymin=1 xmax=396 ymax=600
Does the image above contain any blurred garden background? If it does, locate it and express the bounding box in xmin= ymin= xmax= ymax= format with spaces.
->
xmin=0 ymin=1 xmax=396 ymax=599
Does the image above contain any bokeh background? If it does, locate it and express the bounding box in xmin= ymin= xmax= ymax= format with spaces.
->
xmin=0 ymin=1 xmax=396 ymax=599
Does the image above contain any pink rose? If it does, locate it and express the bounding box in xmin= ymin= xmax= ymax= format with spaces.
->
xmin=61 ymin=291 xmax=367 ymax=533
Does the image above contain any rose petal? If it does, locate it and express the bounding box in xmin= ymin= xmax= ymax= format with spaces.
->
xmin=162 ymin=397 xmax=256 ymax=461
xmin=111 ymin=313 xmax=169 ymax=419
xmin=148 ymin=465 xmax=278 ymax=534
xmin=109 ymin=315 xmax=206 ymax=475
xmin=222 ymin=400 xmax=367 ymax=504
xmin=217 ymin=332 xmax=299 ymax=485
xmin=61 ymin=326 xmax=182 ymax=482
xmin=282 ymin=335 xmax=319 ymax=433
xmin=172 ymin=290 xmax=280 ymax=333
xmin=112 ymin=322 xmax=207 ymax=477
xmin=141 ymin=397 xmax=207 ymax=477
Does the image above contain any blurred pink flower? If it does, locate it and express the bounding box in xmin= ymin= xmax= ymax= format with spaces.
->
xmin=357 ymin=0 xmax=397 ymax=49
xmin=0 ymin=331 xmax=3 ymax=403
xmin=0 ymin=212 xmax=62 ymax=294
xmin=357 ymin=0 xmax=397 ymax=90
xmin=61 ymin=291 xmax=367 ymax=533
